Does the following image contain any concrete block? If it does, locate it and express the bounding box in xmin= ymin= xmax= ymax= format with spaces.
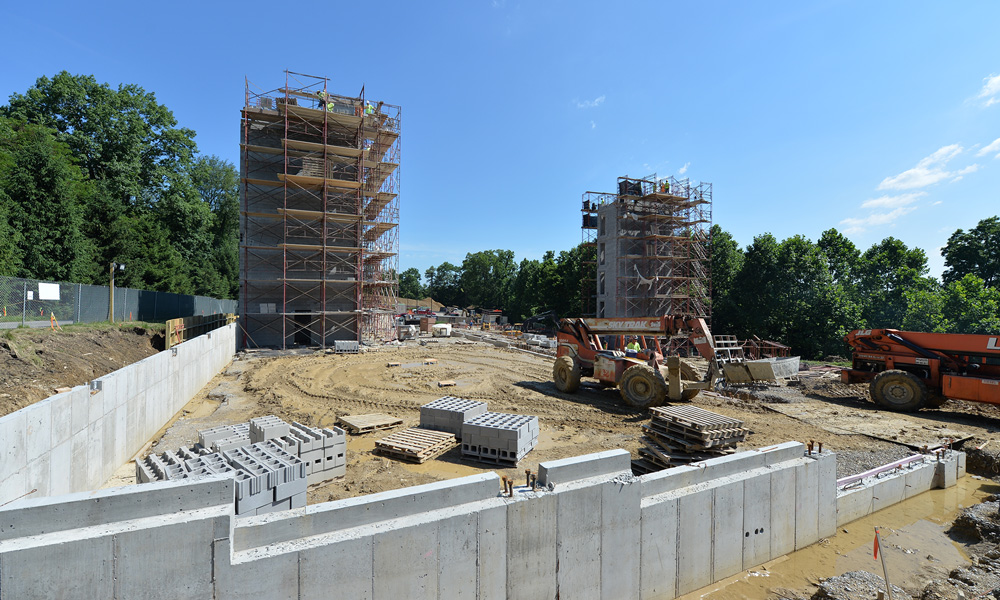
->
xmin=639 ymin=463 xmax=702 ymax=497
xmin=601 ymin=478 xmax=641 ymax=600
xmin=904 ymin=461 xmax=935 ymax=499
xmin=0 ymin=532 xmax=114 ymax=598
xmin=69 ymin=385 xmax=89 ymax=435
xmin=290 ymin=491 xmax=306 ymax=509
xmin=815 ymin=453 xmax=837 ymax=539
xmin=373 ymin=519 xmax=438 ymax=600
xmin=299 ymin=536 xmax=371 ymax=599
xmin=700 ymin=451 xmax=766 ymax=480
xmin=70 ymin=428 xmax=89 ymax=491
xmin=0 ymin=409 xmax=27 ymax=483
xmin=958 ymin=451 xmax=967 ymax=478
xmin=762 ymin=441 xmax=807 ymax=465
xmin=713 ymin=477 xmax=745 ymax=581
xmin=872 ymin=473 xmax=906 ymax=512
xmin=676 ymin=487 xmax=713 ymax=595
xmin=794 ymin=458 xmax=819 ymax=550
xmin=837 ymin=486 xmax=874 ymax=526
xmin=48 ymin=440 xmax=72 ymax=497
xmin=437 ymin=512 xmax=479 ymax=599
xmin=742 ymin=470 xmax=772 ymax=570
xmin=769 ymin=466 xmax=796 ymax=557
xmin=538 ymin=449 xmax=631 ymax=487
xmin=217 ymin=549 xmax=299 ymax=600
xmin=24 ymin=401 xmax=52 ymax=464
xmin=507 ymin=493 xmax=557 ymax=600
xmin=114 ymin=516 xmax=217 ymax=599
xmin=50 ymin=391 xmax=73 ymax=447
xmin=274 ymin=476 xmax=307 ymax=502
xmin=640 ymin=493 xmax=677 ymax=600
xmin=554 ymin=484 xmax=602 ymax=599
xmin=477 ymin=503 xmax=508 ymax=600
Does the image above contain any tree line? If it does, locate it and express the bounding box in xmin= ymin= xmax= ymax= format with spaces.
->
xmin=0 ymin=72 xmax=239 ymax=298
xmin=403 ymin=217 xmax=1000 ymax=359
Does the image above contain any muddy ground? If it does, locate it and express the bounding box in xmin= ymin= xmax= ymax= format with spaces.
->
xmin=0 ymin=323 xmax=163 ymax=417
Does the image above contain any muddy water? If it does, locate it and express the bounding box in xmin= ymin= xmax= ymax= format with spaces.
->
xmin=679 ymin=476 xmax=1000 ymax=599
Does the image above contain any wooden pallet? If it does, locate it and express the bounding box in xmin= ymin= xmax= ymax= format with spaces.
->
xmin=387 ymin=362 xmax=401 ymax=367
xmin=423 ymin=358 xmax=438 ymax=365
xmin=642 ymin=425 xmax=745 ymax=451
xmin=337 ymin=413 xmax=403 ymax=434
xmin=438 ymin=380 xmax=457 ymax=387
xmin=646 ymin=420 xmax=748 ymax=446
xmin=649 ymin=405 xmax=744 ymax=432
xmin=375 ymin=427 xmax=457 ymax=463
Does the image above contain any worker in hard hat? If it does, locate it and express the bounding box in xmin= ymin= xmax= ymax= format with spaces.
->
xmin=625 ymin=336 xmax=641 ymax=357
xmin=365 ymin=101 xmax=375 ymax=115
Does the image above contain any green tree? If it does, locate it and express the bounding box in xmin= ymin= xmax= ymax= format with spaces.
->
xmin=399 ymin=267 xmax=424 ymax=299
xmin=0 ymin=118 xmax=92 ymax=281
xmin=942 ymin=216 xmax=1000 ymax=287
xmin=856 ymin=237 xmax=930 ymax=328
xmin=461 ymin=249 xmax=516 ymax=309
xmin=817 ymin=228 xmax=860 ymax=288
xmin=191 ymin=155 xmax=239 ymax=299
xmin=940 ymin=274 xmax=1000 ymax=334
xmin=509 ymin=258 xmax=541 ymax=321
xmin=424 ymin=262 xmax=463 ymax=307
xmin=709 ymin=225 xmax=744 ymax=335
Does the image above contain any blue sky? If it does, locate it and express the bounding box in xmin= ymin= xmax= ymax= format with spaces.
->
xmin=3 ymin=1 xmax=999 ymax=281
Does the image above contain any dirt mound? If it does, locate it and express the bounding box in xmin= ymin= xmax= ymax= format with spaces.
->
xmin=813 ymin=571 xmax=910 ymax=600
xmin=0 ymin=324 xmax=163 ymax=417
xmin=951 ymin=500 xmax=1000 ymax=543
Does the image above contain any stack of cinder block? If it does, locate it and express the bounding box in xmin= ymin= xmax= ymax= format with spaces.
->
xmin=461 ymin=412 xmax=539 ymax=465
xmin=419 ymin=396 xmax=488 ymax=439
xmin=136 ymin=440 xmax=306 ymax=515
xmin=136 ymin=415 xmax=347 ymax=515
xmin=333 ymin=340 xmax=360 ymax=354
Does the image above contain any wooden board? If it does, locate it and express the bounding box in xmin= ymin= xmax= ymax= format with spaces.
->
xmin=438 ymin=380 xmax=457 ymax=387
xmin=166 ymin=313 xmax=237 ymax=349
xmin=375 ymin=427 xmax=457 ymax=464
xmin=337 ymin=413 xmax=403 ymax=434
xmin=649 ymin=405 xmax=744 ymax=432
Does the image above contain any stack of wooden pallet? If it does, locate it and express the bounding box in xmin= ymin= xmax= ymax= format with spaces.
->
xmin=632 ymin=405 xmax=748 ymax=474
xmin=374 ymin=428 xmax=457 ymax=464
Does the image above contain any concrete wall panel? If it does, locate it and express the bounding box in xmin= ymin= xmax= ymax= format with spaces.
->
xmin=742 ymin=471 xmax=771 ymax=569
xmin=675 ymin=487 xmax=713 ymax=595
xmin=437 ymin=512 xmax=479 ymax=599
xmin=639 ymin=494 xmax=677 ymax=600
xmin=794 ymin=458 xmax=819 ymax=550
xmin=300 ymin=536 xmax=372 ymax=600
xmin=0 ymin=534 xmax=114 ymax=599
xmin=373 ymin=520 xmax=439 ymax=600
xmin=477 ymin=503 xmax=508 ymax=600
xmin=769 ymin=466 xmax=796 ymax=557
xmin=555 ymin=484 xmax=602 ymax=599
xmin=601 ymin=480 xmax=641 ymax=600
xmin=506 ymin=493 xmax=557 ymax=600
xmin=712 ymin=478 xmax=744 ymax=582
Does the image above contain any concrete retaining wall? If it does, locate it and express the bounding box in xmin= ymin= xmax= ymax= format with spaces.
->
xmin=0 ymin=323 xmax=237 ymax=505
xmin=0 ymin=441 xmax=965 ymax=599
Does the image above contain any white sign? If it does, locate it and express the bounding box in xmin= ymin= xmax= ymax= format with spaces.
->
xmin=26 ymin=291 xmax=33 ymax=300
xmin=38 ymin=283 xmax=60 ymax=301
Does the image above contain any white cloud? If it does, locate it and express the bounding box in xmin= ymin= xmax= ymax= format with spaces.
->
xmin=977 ymin=137 xmax=1000 ymax=157
xmin=678 ymin=162 xmax=690 ymax=175
xmin=576 ymin=95 xmax=606 ymax=109
xmin=590 ymin=121 xmax=596 ymax=129
xmin=932 ymin=200 xmax=943 ymax=206
xmin=860 ymin=191 xmax=925 ymax=209
xmin=977 ymin=73 xmax=1000 ymax=107
xmin=877 ymin=144 xmax=979 ymax=190
xmin=839 ymin=207 xmax=917 ymax=234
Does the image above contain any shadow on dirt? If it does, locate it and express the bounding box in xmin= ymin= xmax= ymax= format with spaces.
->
xmin=514 ymin=379 xmax=648 ymax=422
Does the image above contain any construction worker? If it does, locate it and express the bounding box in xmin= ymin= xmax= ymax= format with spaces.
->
xmin=625 ymin=336 xmax=641 ymax=357
xmin=365 ymin=101 xmax=375 ymax=115
xmin=316 ymin=91 xmax=335 ymax=112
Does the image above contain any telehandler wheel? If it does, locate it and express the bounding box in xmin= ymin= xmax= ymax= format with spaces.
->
xmin=620 ymin=364 xmax=667 ymax=409
xmin=870 ymin=370 xmax=928 ymax=412
xmin=553 ymin=356 xmax=581 ymax=393
xmin=924 ymin=392 xmax=948 ymax=408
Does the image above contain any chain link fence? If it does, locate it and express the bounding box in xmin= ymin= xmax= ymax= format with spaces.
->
xmin=0 ymin=275 xmax=237 ymax=329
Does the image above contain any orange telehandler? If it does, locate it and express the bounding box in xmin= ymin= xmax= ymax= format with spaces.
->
xmin=842 ymin=329 xmax=1000 ymax=411
xmin=553 ymin=315 xmax=798 ymax=408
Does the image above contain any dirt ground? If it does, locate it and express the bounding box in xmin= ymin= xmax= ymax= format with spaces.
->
xmin=0 ymin=323 xmax=163 ymax=417
xmin=129 ymin=335 xmax=1000 ymax=505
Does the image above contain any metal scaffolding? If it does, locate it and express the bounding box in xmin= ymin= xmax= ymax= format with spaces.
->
xmin=589 ymin=174 xmax=712 ymax=322
xmin=240 ymin=71 xmax=400 ymax=348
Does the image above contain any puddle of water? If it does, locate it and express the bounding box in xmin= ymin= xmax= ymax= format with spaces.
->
xmin=680 ymin=476 xmax=1000 ymax=599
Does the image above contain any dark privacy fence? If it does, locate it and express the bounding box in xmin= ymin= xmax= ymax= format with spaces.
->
xmin=0 ymin=276 xmax=236 ymax=327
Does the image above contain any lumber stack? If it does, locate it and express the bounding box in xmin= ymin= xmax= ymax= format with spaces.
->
xmin=632 ymin=405 xmax=748 ymax=474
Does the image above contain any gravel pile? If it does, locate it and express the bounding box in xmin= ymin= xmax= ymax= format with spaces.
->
xmin=833 ymin=446 xmax=916 ymax=479
xmin=951 ymin=501 xmax=1000 ymax=543
xmin=814 ymin=570 xmax=910 ymax=600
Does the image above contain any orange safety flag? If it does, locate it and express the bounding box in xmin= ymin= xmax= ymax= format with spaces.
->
xmin=873 ymin=531 xmax=880 ymax=559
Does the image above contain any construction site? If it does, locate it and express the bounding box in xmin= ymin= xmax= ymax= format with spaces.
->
xmin=3 ymin=70 xmax=1000 ymax=600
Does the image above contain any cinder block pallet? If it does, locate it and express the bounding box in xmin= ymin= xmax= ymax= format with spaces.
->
xmin=374 ymin=428 xmax=457 ymax=464
xmin=337 ymin=413 xmax=403 ymax=434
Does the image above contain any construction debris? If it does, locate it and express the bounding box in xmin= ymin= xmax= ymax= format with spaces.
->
xmin=633 ymin=405 xmax=748 ymax=474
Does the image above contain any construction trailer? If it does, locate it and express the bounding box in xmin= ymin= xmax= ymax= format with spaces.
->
xmin=581 ymin=175 xmax=712 ymax=328
xmin=240 ymin=71 xmax=400 ymax=348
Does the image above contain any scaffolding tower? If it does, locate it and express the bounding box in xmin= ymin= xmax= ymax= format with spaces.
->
xmin=586 ymin=174 xmax=712 ymax=322
xmin=240 ymin=71 xmax=400 ymax=348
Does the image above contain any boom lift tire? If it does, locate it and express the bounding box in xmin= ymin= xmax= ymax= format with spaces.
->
xmin=553 ymin=356 xmax=581 ymax=393
xmin=870 ymin=369 xmax=928 ymax=412
xmin=620 ymin=364 xmax=667 ymax=408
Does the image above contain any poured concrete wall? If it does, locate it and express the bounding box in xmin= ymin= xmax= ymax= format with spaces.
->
xmin=0 ymin=442 xmax=965 ymax=599
xmin=0 ymin=323 xmax=237 ymax=505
